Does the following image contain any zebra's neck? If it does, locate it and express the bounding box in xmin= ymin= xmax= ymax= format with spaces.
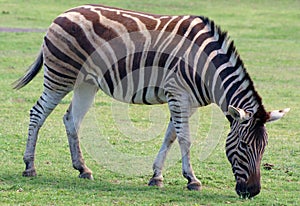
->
xmin=191 ymin=17 xmax=265 ymax=118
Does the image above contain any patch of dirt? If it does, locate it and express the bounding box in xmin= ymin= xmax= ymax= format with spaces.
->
xmin=263 ymin=163 xmax=274 ymax=170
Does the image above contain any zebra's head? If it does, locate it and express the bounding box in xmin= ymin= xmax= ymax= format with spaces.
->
xmin=226 ymin=105 xmax=290 ymax=198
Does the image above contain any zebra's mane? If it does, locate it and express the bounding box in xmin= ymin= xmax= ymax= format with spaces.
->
xmin=201 ymin=16 xmax=267 ymax=121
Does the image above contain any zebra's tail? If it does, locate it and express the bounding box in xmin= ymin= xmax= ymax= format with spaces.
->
xmin=13 ymin=50 xmax=43 ymax=90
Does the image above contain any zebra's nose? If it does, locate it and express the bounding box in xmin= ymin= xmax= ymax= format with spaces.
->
xmin=235 ymin=179 xmax=261 ymax=198
xmin=235 ymin=179 xmax=248 ymax=198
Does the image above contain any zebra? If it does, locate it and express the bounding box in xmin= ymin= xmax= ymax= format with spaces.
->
xmin=14 ymin=4 xmax=289 ymax=198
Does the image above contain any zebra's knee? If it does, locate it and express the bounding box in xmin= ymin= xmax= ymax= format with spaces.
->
xmin=63 ymin=109 xmax=76 ymax=135
xmin=23 ymin=154 xmax=34 ymax=165
xmin=63 ymin=111 xmax=70 ymax=127
xmin=63 ymin=108 xmax=71 ymax=122
xmin=177 ymin=137 xmax=191 ymax=148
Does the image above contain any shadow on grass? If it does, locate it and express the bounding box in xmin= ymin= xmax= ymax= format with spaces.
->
xmin=1 ymin=171 xmax=239 ymax=204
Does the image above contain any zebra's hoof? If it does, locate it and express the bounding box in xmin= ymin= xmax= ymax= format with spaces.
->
xmin=148 ymin=178 xmax=163 ymax=188
xmin=187 ymin=182 xmax=202 ymax=191
xmin=79 ymin=172 xmax=94 ymax=180
xmin=22 ymin=169 xmax=37 ymax=177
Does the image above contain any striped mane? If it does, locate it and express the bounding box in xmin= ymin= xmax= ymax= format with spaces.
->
xmin=201 ymin=16 xmax=267 ymax=121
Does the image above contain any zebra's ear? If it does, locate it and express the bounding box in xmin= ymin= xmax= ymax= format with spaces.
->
xmin=228 ymin=105 xmax=250 ymax=122
xmin=266 ymin=108 xmax=290 ymax=123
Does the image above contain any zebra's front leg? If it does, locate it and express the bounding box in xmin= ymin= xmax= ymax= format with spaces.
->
xmin=148 ymin=120 xmax=177 ymax=187
xmin=176 ymin=121 xmax=201 ymax=191
xmin=179 ymin=134 xmax=201 ymax=191
xmin=63 ymin=82 xmax=98 ymax=180
xmin=168 ymin=98 xmax=201 ymax=191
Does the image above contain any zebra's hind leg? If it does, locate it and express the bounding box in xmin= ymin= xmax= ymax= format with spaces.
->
xmin=23 ymin=89 xmax=68 ymax=177
xmin=148 ymin=120 xmax=177 ymax=187
xmin=63 ymin=82 xmax=98 ymax=180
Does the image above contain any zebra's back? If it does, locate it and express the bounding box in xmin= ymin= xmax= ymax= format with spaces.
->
xmin=43 ymin=4 xmax=211 ymax=105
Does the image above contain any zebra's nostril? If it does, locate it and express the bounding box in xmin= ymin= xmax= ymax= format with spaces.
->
xmin=236 ymin=180 xmax=249 ymax=198
xmin=236 ymin=189 xmax=251 ymax=199
xmin=236 ymin=180 xmax=261 ymax=198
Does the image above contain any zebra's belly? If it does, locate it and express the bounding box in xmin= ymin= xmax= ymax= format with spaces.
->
xmin=85 ymin=66 xmax=169 ymax=105
xmin=105 ymin=85 xmax=167 ymax=105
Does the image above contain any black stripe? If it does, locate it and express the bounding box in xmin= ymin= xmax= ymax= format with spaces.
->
xmin=54 ymin=16 xmax=96 ymax=56
xmin=167 ymin=98 xmax=179 ymax=104
xmin=194 ymin=72 xmax=209 ymax=105
xmin=171 ymin=110 xmax=182 ymax=115
xmin=225 ymin=75 xmax=248 ymax=105
xmin=43 ymin=83 xmax=53 ymax=91
xmin=103 ymin=70 xmax=114 ymax=95
xmin=40 ymin=94 xmax=46 ymax=102
xmin=131 ymin=92 xmax=137 ymax=104
xmin=132 ymin=52 xmax=143 ymax=71
xmin=203 ymin=39 xmax=221 ymax=57
xmin=30 ymin=113 xmax=41 ymax=119
xmin=44 ymin=37 xmax=82 ymax=71
xmin=179 ymin=61 xmax=201 ymax=104
xmin=236 ymin=163 xmax=250 ymax=176
xmin=36 ymin=101 xmax=45 ymax=113
xmin=154 ymin=87 xmax=164 ymax=104
xmin=173 ymin=120 xmax=189 ymax=124
xmin=142 ymin=67 xmax=152 ymax=104
xmin=195 ymin=31 xmax=212 ymax=48
xmin=45 ymin=64 xmax=76 ymax=80
xmin=45 ymin=57 xmax=78 ymax=78
xmin=186 ymin=20 xmax=206 ymax=41
xmin=158 ymin=53 xmax=169 ymax=68
xmin=142 ymin=87 xmax=151 ymax=105
xmin=44 ymin=75 xmax=69 ymax=88
xmin=117 ymin=58 xmax=127 ymax=82
xmin=234 ymin=170 xmax=248 ymax=181
xmin=32 ymin=105 xmax=43 ymax=114
xmin=49 ymin=28 xmax=87 ymax=62
xmin=145 ymin=51 xmax=155 ymax=67
xmin=232 ymin=90 xmax=252 ymax=108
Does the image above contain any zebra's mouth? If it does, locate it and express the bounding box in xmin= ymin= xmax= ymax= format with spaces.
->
xmin=235 ymin=179 xmax=261 ymax=198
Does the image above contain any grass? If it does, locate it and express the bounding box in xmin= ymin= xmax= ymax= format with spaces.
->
xmin=0 ymin=0 xmax=299 ymax=205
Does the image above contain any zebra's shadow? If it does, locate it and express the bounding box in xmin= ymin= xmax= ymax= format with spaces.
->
xmin=1 ymin=172 xmax=237 ymax=203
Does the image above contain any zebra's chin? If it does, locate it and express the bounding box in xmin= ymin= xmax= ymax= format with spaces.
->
xmin=235 ymin=179 xmax=261 ymax=198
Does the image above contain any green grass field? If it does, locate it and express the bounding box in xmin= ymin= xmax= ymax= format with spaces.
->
xmin=0 ymin=0 xmax=299 ymax=205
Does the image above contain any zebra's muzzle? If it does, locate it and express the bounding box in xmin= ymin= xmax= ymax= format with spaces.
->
xmin=235 ymin=179 xmax=261 ymax=198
